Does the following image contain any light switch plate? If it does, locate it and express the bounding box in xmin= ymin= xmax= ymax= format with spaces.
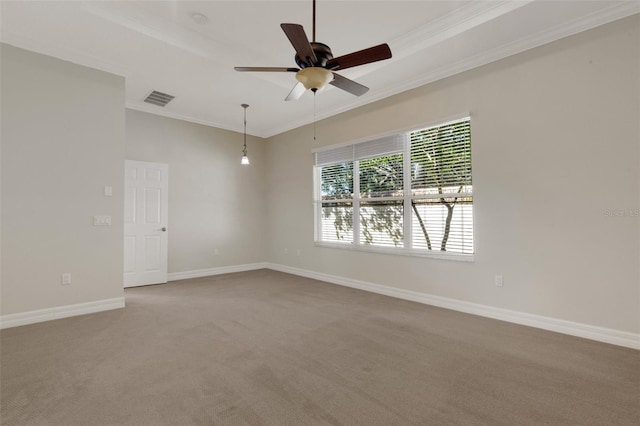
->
xmin=104 ymin=186 xmax=113 ymax=196
xmin=62 ymin=273 xmax=71 ymax=285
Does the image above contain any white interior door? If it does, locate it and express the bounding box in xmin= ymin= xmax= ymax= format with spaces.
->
xmin=124 ymin=160 xmax=168 ymax=288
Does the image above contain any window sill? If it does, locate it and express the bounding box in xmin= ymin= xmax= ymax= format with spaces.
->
xmin=314 ymin=241 xmax=475 ymax=262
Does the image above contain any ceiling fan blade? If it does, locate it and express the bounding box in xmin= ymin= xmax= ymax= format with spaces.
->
xmin=234 ymin=67 xmax=299 ymax=72
xmin=330 ymin=73 xmax=369 ymax=96
xmin=326 ymin=43 xmax=392 ymax=71
xmin=285 ymin=82 xmax=306 ymax=101
xmin=281 ymin=23 xmax=318 ymax=65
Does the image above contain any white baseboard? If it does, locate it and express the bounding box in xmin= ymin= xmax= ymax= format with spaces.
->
xmin=266 ymin=263 xmax=640 ymax=350
xmin=7 ymin=264 xmax=635 ymax=350
xmin=168 ymin=262 xmax=268 ymax=281
xmin=0 ymin=297 xmax=125 ymax=330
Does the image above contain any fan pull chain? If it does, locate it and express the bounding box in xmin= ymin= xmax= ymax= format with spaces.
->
xmin=313 ymin=91 xmax=317 ymax=141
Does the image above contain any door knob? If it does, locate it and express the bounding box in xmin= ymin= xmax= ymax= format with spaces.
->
xmin=161 ymin=227 xmax=167 ymax=232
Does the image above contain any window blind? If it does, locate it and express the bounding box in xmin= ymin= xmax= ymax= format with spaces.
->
xmin=315 ymin=116 xmax=473 ymax=257
xmin=410 ymin=118 xmax=472 ymax=195
xmin=409 ymin=117 xmax=473 ymax=254
xmin=320 ymin=162 xmax=354 ymax=200
xmin=314 ymin=134 xmax=406 ymax=166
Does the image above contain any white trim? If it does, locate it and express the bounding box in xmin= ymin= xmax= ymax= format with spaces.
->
xmin=0 ymin=297 xmax=125 ymax=329
xmin=167 ymin=262 xmax=268 ymax=281
xmin=314 ymin=241 xmax=475 ymax=262
xmin=126 ymin=103 xmax=246 ymax=136
xmin=265 ymin=263 xmax=640 ymax=350
xmin=3 ymin=266 xmax=637 ymax=350
xmin=3 ymin=3 xmax=637 ymax=139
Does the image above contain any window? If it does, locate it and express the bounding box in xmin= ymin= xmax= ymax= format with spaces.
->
xmin=314 ymin=117 xmax=473 ymax=258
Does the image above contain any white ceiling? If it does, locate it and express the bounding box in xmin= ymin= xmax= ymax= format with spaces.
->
xmin=1 ymin=1 xmax=638 ymax=138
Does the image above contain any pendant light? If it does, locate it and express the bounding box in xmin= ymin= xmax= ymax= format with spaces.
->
xmin=240 ymin=103 xmax=250 ymax=165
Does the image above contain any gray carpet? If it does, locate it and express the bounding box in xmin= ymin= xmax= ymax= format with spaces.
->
xmin=1 ymin=269 xmax=638 ymax=425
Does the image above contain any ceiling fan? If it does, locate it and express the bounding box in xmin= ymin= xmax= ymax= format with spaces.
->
xmin=234 ymin=0 xmax=392 ymax=101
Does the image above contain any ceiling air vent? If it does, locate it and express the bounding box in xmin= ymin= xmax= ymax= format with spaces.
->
xmin=144 ymin=91 xmax=174 ymax=107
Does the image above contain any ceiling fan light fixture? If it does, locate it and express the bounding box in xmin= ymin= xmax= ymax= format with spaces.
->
xmin=296 ymin=67 xmax=333 ymax=92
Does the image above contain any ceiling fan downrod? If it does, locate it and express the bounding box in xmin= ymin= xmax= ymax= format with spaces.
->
xmin=312 ymin=0 xmax=316 ymax=43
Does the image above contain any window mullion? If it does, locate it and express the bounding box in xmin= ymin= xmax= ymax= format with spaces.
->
xmin=314 ymin=166 xmax=320 ymax=242
xmin=353 ymin=160 xmax=360 ymax=246
xmin=403 ymin=135 xmax=412 ymax=250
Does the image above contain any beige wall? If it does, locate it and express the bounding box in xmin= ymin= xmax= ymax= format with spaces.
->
xmin=1 ymin=44 xmax=125 ymax=315
xmin=125 ymin=110 xmax=267 ymax=273
xmin=1 ymin=16 xmax=638 ymax=338
xmin=265 ymin=16 xmax=640 ymax=334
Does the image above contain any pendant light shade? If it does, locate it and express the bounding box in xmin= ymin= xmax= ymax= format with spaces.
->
xmin=241 ymin=103 xmax=249 ymax=165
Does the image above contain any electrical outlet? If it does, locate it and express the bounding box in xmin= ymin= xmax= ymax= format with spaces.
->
xmin=93 ymin=215 xmax=112 ymax=226
xmin=284 ymin=248 xmax=288 ymax=254
xmin=494 ymin=275 xmax=504 ymax=287
xmin=296 ymin=249 xmax=301 ymax=256
xmin=61 ymin=273 xmax=72 ymax=285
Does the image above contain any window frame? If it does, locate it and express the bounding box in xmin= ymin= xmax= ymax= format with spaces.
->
xmin=313 ymin=115 xmax=474 ymax=262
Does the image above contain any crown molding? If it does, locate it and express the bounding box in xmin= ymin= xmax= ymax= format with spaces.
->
xmin=3 ymin=2 xmax=637 ymax=139
xmin=0 ymin=30 xmax=130 ymax=78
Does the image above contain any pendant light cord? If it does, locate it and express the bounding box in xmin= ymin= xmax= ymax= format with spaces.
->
xmin=242 ymin=103 xmax=249 ymax=155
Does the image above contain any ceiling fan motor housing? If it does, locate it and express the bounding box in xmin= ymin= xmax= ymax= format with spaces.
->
xmin=296 ymin=42 xmax=333 ymax=68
